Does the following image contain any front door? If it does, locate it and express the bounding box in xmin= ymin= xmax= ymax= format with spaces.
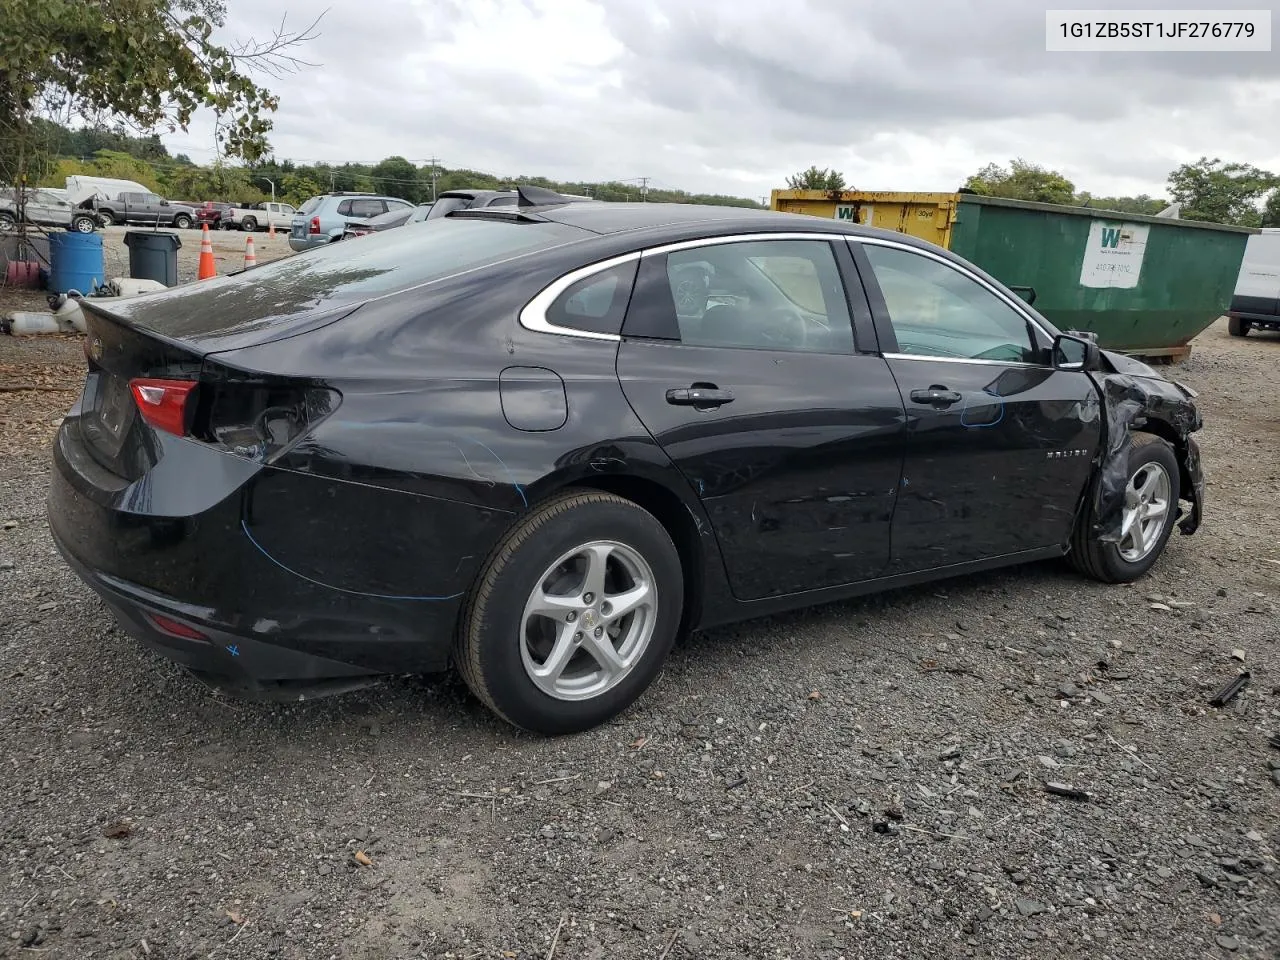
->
xmin=852 ymin=239 xmax=1102 ymax=571
xmin=616 ymin=236 xmax=906 ymax=601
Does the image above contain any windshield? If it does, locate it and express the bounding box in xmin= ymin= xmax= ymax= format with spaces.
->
xmin=426 ymin=196 xmax=473 ymax=220
xmin=296 ymin=196 xmax=322 ymax=215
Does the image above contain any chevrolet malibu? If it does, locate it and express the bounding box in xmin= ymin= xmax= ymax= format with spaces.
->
xmin=48 ymin=187 xmax=1204 ymax=734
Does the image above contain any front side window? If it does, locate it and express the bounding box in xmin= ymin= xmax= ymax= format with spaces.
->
xmin=861 ymin=244 xmax=1037 ymax=364
xmin=663 ymin=239 xmax=855 ymax=354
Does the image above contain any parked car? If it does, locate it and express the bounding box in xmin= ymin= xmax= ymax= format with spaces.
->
xmin=225 ymin=201 xmax=296 ymax=232
xmin=48 ymin=187 xmax=1205 ymax=734
xmin=1227 ymin=228 xmax=1280 ymax=337
xmin=92 ymin=191 xmax=198 ymax=229
xmin=423 ymin=189 xmax=594 ymax=222
xmin=195 ymin=201 xmax=235 ymax=230
xmin=0 ymin=187 xmax=100 ymax=232
xmin=288 ymin=193 xmax=416 ymax=251
xmin=341 ymin=203 xmax=431 ymax=240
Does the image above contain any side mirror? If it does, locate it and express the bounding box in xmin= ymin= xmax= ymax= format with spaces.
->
xmin=160 ymin=199 xmax=170 ymax=206
xmin=1052 ymin=333 xmax=1100 ymax=372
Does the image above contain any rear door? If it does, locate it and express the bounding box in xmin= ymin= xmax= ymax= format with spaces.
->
xmin=615 ymin=235 xmax=906 ymax=600
xmin=851 ymin=238 xmax=1102 ymax=571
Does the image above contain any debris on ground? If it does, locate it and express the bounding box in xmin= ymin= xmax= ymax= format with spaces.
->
xmin=1209 ymin=671 xmax=1251 ymax=707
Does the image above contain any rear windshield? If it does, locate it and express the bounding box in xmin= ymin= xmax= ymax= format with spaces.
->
xmin=296 ymin=196 xmax=322 ymax=215
xmin=110 ymin=218 xmax=590 ymax=339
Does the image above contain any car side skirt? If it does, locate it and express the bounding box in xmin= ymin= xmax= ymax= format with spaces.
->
xmin=696 ymin=545 xmax=1067 ymax=631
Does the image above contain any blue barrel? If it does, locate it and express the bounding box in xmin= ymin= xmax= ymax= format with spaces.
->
xmin=48 ymin=230 xmax=105 ymax=295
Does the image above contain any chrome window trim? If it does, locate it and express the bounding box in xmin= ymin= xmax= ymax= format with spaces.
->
xmin=638 ymin=232 xmax=851 ymax=258
xmin=518 ymin=230 xmax=1059 ymax=351
xmin=518 ymin=251 xmax=642 ymax=342
xmin=851 ymin=236 xmax=1054 ymax=344
xmin=518 ymin=233 xmax=846 ymax=341
xmin=882 ymin=352 xmax=1043 ymax=369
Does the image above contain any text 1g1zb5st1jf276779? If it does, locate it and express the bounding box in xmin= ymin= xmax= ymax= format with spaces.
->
xmin=1046 ymin=9 xmax=1271 ymax=51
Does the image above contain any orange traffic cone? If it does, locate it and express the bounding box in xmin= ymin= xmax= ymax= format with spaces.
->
xmin=268 ymin=217 xmax=276 ymax=239
xmin=197 ymin=224 xmax=217 ymax=280
xmin=243 ymin=234 xmax=257 ymax=270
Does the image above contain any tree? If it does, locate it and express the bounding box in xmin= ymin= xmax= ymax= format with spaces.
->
xmin=1074 ymin=193 xmax=1168 ymax=215
xmin=1264 ymin=189 xmax=1280 ymax=228
xmin=964 ymin=159 xmax=1075 ymax=205
xmin=370 ymin=156 xmax=421 ymax=203
xmin=0 ymin=0 xmax=320 ymax=194
xmin=1167 ymin=157 xmax=1277 ymax=226
xmin=786 ymin=166 xmax=847 ymax=191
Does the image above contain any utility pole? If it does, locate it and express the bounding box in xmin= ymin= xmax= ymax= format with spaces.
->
xmin=639 ymin=176 xmax=649 ymax=201
xmin=257 ymin=177 xmax=277 ymax=203
xmin=423 ymin=157 xmax=441 ymax=202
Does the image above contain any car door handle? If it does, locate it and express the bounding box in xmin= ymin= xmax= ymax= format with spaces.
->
xmin=666 ymin=386 xmax=735 ymax=407
xmin=909 ymin=386 xmax=962 ymax=406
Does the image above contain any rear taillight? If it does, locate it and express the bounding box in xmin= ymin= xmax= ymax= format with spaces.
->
xmin=191 ymin=382 xmax=340 ymax=463
xmin=129 ymin=378 xmax=197 ymax=436
xmin=309 ymin=216 xmax=320 ymax=234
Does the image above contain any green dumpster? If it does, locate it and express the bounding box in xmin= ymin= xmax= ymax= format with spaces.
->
xmin=947 ymin=196 xmax=1255 ymax=360
xmin=771 ymin=189 xmax=1257 ymax=360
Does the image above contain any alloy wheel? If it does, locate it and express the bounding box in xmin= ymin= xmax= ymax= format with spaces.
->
xmin=1118 ymin=460 xmax=1171 ymax=562
xmin=520 ymin=540 xmax=657 ymax=701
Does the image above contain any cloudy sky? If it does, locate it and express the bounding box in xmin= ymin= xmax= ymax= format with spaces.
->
xmin=165 ymin=0 xmax=1280 ymax=202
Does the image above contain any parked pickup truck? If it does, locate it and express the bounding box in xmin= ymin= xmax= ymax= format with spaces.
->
xmin=224 ymin=201 xmax=296 ymax=232
xmin=92 ymin=191 xmax=199 ymax=229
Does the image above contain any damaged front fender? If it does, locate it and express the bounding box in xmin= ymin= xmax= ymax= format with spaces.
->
xmin=1086 ymin=353 xmax=1204 ymax=544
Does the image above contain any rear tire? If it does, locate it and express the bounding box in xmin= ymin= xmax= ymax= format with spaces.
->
xmin=0 ymin=211 xmax=16 ymax=230
xmin=456 ymin=490 xmax=684 ymax=735
xmin=241 ymin=216 xmax=258 ymax=232
xmin=1069 ymin=432 xmax=1180 ymax=584
xmin=173 ymin=214 xmax=193 ymax=229
xmin=1227 ymin=315 xmax=1251 ymax=337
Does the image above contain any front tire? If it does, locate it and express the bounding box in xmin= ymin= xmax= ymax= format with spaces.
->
xmin=1069 ymin=433 xmax=1180 ymax=583
xmin=97 ymin=210 xmax=115 ymax=227
xmin=71 ymin=215 xmax=97 ymax=234
xmin=456 ymin=490 xmax=684 ymax=734
xmin=0 ymin=212 xmax=16 ymax=230
xmin=1228 ymin=315 xmax=1251 ymax=337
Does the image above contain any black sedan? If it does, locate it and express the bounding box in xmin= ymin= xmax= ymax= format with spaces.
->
xmin=48 ymin=186 xmax=1205 ymax=734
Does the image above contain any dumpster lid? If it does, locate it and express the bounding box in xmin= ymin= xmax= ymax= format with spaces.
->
xmin=959 ymin=194 xmax=1261 ymax=234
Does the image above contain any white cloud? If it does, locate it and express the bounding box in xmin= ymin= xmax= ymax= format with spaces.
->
xmin=164 ymin=0 xmax=1280 ymax=201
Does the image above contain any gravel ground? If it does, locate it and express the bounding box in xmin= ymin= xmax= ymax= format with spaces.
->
xmin=0 ymin=318 xmax=1277 ymax=960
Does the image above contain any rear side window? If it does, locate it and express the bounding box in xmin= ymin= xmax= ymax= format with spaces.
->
xmin=336 ymin=199 xmax=352 ymax=215
xmin=544 ymin=261 xmax=640 ymax=336
xmin=348 ymin=199 xmax=385 ymax=217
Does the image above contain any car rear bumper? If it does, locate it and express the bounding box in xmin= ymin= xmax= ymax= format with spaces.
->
xmin=288 ymin=235 xmax=328 ymax=251
xmin=48 ymin=417 xmax=466 ymax=692
xmin=1228 ymin=310 xmax=1280 ymax=325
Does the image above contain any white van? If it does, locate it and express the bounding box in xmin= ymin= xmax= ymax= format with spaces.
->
xmin=1228 ymin=228 xmax=1280 ymax=336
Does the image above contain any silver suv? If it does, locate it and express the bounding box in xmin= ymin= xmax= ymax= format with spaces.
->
xmin=289 ymin=193 xmax=416 ymax=251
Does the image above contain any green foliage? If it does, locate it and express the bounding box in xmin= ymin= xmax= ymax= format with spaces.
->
xmin=964 ymin=159 xmax=1075 ymax=205
xmin=371 ymin=156 xmax=422 ymax=203
xmin=1167 ymin=157 xmax=1278 ymax=226
xmin=1263 ymin=190 xmax=1280 ymax=228
xmin=37 ymin=150 xmax=164 ymax=191
xmin=1073 ymin=193 xmax=1168 ymax=216
xmin=0 ymin=0 xmax=299 ymax=185
xmin=786 ymin=166 xmax=847 ymax=191
xmin=279 ymin=172 xmax=323 ymax=206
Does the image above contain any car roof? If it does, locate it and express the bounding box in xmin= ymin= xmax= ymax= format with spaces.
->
xmin=531 ymin=201 xmax=924 ymax=246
